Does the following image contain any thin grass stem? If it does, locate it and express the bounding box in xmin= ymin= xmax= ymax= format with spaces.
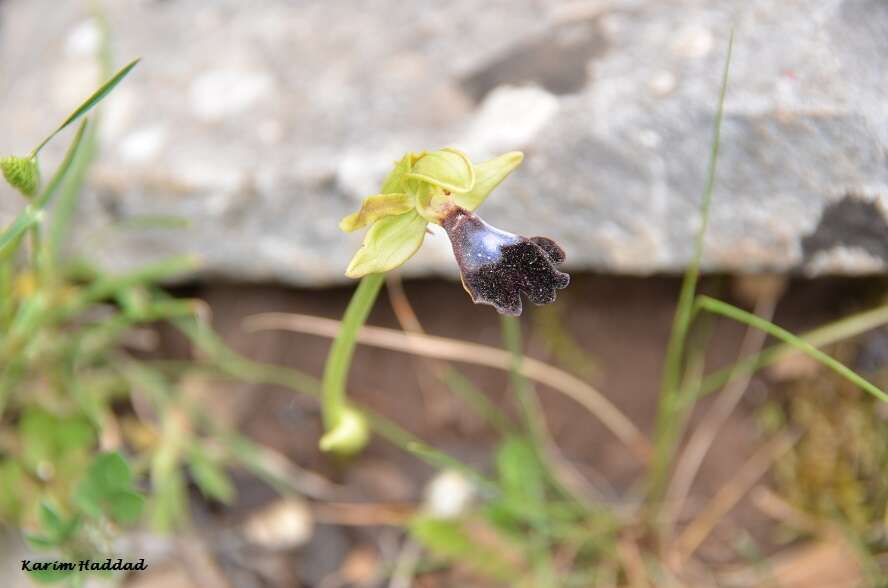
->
xmin=699 ymin=302 xmax=888 ymax=396
xmin=648 ymin=30 xmax=734 ymax=506
xmin=696 ymin=295 xmax=887 ymax=403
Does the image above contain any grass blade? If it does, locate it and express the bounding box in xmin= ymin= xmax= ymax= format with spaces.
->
xmin=32 ymin=119 xmax=89 ymax=210
xmin=30 ymin=59 xmax=139 ymax=157
xmin=0 ymin=208 xmax=41 ymax=260
xmin=699 ymin=303 xmax=888 ymax=396
xmin=648 ymin=29 xmax=735 ymax=504
xmin=696 ymin=295 xmax=887 ymax=403
xmin=47 ymin=121 xmax=98 ymax=270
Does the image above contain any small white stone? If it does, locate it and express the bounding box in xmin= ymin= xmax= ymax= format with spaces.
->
xmin=189 ymin=68 xmax=275 ymax=122
xmin=66 ymin=19 xmax=101 ymax=56
xmin=243 ymin=497 xmax=314 ymax=550
xmin=422 ymin=469 xmax=474 ymax=519
xmin=119 ymin=126 xmax=168 ymax=163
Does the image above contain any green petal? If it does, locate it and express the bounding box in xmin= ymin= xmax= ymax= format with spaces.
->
xmin=345 ymin=209 xmax=428 ymax=278
xmin=406 ymin=148 xmax=475 ymax=194
xmin=339 ymin=193 xmax=414 ymax=232
xmin=410 ymin=179 xmax=454 ymax=225
xmin=455 ymin=151 xmax=524 ymax=211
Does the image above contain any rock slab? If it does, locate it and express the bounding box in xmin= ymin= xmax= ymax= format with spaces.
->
xmin=0 ymin=0 xmax=886 ymax=285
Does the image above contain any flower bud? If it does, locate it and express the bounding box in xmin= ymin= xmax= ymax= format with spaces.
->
xmin=319 ymin=406 xmax=370 ymax=455
xmin=1 ymin=155 xmax=39 ymax=198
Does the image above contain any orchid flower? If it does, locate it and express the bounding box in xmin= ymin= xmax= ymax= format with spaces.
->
xmin=340 ymin=148 xmax=569 ymax=315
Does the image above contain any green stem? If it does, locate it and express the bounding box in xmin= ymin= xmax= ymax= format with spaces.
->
xmin=647 ymin=30 xmax=733 ymax=506
xmin=321 ymin=273 xmax=385 ymax=429
xmin=501 ymin=315 xmax=540 ymax=439
xmin=696 ymin=296 xmax=888 ymax=403
xmin=29 ymin=221 xmax=43 ymax=285
xmin=441 ymin=366 xmax=514 ymax=435
xmin=698 ymin=303 xmax=888 ymax=397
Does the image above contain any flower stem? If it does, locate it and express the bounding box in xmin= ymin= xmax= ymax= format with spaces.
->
xmin=321 ymin=273 xmax=385 ymax=430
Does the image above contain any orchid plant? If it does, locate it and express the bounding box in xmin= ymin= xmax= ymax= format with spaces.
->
xmin=321 ymin=148 xmax=570 ymax=454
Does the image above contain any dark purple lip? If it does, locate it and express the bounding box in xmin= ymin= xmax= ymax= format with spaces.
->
xmin=441 ymin=207 xmax=570 ymax=316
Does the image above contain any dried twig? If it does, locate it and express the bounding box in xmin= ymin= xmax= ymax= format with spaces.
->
xmin=385 ymin=272 xmax=467 ymax=427
xmin=673 ymin=432 xmax=799 ymax=563
xmin=617 ymin=535 xmax=651 ymax=588
xmin=312 ymin=502 xmax=415 ymax=526
xmin=243 ymin=312 xmax=651 ymax=462
xmin=664 ymin=294 xmax=778 ymax=532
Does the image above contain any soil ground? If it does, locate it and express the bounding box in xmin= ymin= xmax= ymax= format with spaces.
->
xmin=141 ymin=273 xmax=881 ymax=586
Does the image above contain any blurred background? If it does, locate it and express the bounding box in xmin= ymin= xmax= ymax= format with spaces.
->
xmin=1 ymin=0 xmax=887 ymax=587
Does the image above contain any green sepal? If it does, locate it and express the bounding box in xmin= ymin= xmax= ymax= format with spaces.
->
xmin=455 ymin=151 xmax=524 ymax=211
xmin=339 ymin=193 xmax=414 ymax=232
xmin=380 ymin=153 xmax=416 ymax=194
xmin=406 ymin=148 xmax=475 ymax=194
xmin=345 ymin=209 xmax=428 ymax=278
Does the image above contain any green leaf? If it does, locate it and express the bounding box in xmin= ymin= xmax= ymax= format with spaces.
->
xmin=406 ymin=148 xmax=475 ymax=194
xmin=344 ymin=210 xmax=428 ymax=278
xmin=20 ymin=410 xmax=96 ymax=476
xmin=697 ymin=295 xmax=888 ymax=404
xmin=339 ymin=193 xmax=414 ymax=232
xmin=20 ymin=410 xmax=58 ymax=471
xmin=47 ymin=121 xmax=97 ymax=266
xmin=75 ymin=452 xmax=143 ymax=523
xmin=89 ymin=452 xmax=134 ymax=490
xmin=150 ymin=468 xmax=187 ymax=533
xmin=410 ymin=516 xmax=519 ymax=583
xmin=32 ymin=59 xmax=139 ymax=156
xmin=31 ymin=505 xmax=79 ymax=546
xmin=496 ymin=437 xmax=545 ymax=505
xmin=455 ymin=151 xmax=523 ymax=211
xmin=38 ymin=502 xmax=65 ymax=539
xmin=0 ymin=207 xmax=41 ymax=261
xmin=32 ymin=119 xmax=89 ymax=210
xmin=24 ymin=533 xmax=58 ymax=551
xmin=106 ymin=489 xmax=145 ymax=524
xmin=188 ymin=445 xmax=235 ymax=504
xmin=0 ymin=460 xmax=26 ymax=518
xmin=73 ymin=485 xmax=102 ymax=519
xmin=56 ymin=419 xmax=96 ymax=453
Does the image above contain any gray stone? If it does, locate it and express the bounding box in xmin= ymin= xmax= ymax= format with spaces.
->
xmin=0 ymin=0 xmax=886 ymax=285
